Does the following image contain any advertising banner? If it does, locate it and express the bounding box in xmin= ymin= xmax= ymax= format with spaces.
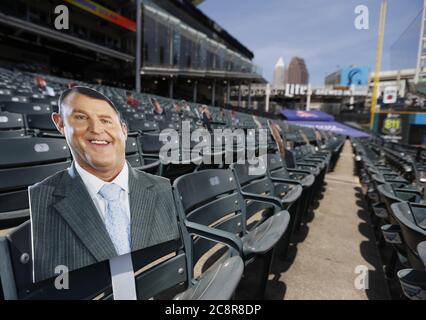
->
xmin=340 ymin=66 xmax=369 ymax=86
xmin=65 ymin=0 xmax=136 ymax=32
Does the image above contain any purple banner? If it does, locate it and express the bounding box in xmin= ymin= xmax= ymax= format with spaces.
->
xmin=282 ymin=109 xmax=335 ymax=122
xmin=289 ymin=121 xmax=370 ymax=138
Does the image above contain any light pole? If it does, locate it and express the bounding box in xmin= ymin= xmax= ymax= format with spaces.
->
xmin=370 ymin=0 xmax=387 ymax=130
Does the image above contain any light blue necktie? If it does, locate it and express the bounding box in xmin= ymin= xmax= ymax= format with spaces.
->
xmin=99 ymin=183 xmax=131 ymax=256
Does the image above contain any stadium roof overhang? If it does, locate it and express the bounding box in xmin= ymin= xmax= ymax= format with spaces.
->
xmin=0 ymin=12 xmax=134 ymax=63
xmin=140 ymin=66 xmax=265 ymax=82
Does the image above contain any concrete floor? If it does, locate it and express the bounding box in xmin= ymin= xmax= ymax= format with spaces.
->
xmin=265 ymin=140 xmax=391 ymax=300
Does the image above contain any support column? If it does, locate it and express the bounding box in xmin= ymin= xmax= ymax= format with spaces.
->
xmin=135 ymin=0 xmax=142 ymax=93
xmin=169 ymin=77 xmax=174 ymax=99
xmin=226 ymin=81 xmax=231 ymax=105
xmin=265 ymin=83 xmax=271 ymax=113
xmin=248 ymin=83 xmax=252 ymax=109
xmin=193 ymin=81 xmax=198 ymax=103
xmin=238 ymin=82 xmax=242 ymax=108
xmin=212 ymin=80 xmax=216 ymax=106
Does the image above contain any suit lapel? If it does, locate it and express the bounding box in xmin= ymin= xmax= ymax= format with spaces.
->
xmin=53 ymin=164 xmax=118 ymax=262
xmin=128 ymin=166 xmax=157 ymax=251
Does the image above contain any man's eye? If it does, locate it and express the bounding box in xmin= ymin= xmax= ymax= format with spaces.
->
xmin=101 ymin=119 xmax=112 ymax=124
xmin=75 ymin=114 xmax=87 ymax=120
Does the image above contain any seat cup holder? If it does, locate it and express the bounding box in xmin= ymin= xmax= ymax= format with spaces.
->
xmin=373 ymin=203 xmax=388 ymax=219
xmin=397 ymin=269 xmax=426 ymax=300
xmin=381 ymin=224 xmax=402 ymax=244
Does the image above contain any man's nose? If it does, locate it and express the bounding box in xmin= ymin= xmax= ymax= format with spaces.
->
xmin=88 ymin=119 xmax=104 ymax=133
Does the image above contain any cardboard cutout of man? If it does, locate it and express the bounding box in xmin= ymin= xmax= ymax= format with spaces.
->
xmin=29 ymin=87 xmax=179 ymax=283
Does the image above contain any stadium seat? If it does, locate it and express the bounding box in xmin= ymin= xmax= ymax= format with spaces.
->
xmin=230 ymin=161 xmax=302 ymax=259
xmin=0 ymin=137 xmax=72 ymax=221
xmin=392 ymin=202 xmax=426 ymax=269
xmin=26 ymin=113 xmax=57 ymax=134
xmin=266 ymin=153 xmax=315 ymax=232
xmin=173 ymin=169 xmax=290 ymax=298
xmin=0 ymin=112 xmax=26 ymax=138
xmin=376 ymin=184 xmax=422 ymax=276
xmin=391 ymin=202 xmax=426 ymax=300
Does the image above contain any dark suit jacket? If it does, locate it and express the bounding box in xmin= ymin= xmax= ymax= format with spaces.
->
xmin=29 ymin=162 xmax=180 ymax=283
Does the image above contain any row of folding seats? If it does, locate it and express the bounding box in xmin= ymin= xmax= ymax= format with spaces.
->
xmin=1 ymin=146 xmax=334 ymax=299
xmin=352 ymin=138 xmax=426 ymax=300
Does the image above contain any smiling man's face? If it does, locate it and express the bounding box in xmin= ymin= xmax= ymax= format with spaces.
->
xmin=52 ymin=92 xmax=127 ymax=177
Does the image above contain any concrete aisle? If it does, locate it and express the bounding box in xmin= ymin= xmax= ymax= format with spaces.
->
xmin=266 ymin=140 xmax=390 ymax=300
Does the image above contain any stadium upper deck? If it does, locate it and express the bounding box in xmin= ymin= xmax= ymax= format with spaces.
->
xmin=0 ymin=0 xmax=264 ymax=104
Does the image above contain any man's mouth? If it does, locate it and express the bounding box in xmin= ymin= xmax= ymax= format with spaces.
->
xmin=89 ymin=140 xmax=111 ymax=145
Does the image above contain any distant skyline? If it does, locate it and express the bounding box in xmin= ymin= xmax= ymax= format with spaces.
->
xmin=199 ymin=0 xmax=423 ymax=85
xmin=272 ymin=57 xmax=285 ymax=88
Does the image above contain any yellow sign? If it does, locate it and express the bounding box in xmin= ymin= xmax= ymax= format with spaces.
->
xmin=382 ymin=114 xmax=401 ymax=135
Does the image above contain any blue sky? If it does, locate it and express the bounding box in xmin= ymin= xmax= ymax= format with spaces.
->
xmin=199 ymin=0 xmax=423 ymax=85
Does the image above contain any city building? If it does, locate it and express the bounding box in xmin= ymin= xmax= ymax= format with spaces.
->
xmin=272 ymin=57 xmax=285 ymax=89
xmin=285 ymin=56 xmax=309 ymax=85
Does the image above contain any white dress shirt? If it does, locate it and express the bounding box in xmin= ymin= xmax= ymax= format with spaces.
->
xmin=75 ymin=162 xmax=137 ymax=300
xmin=74 ymin=161 xmax=131 ymax=223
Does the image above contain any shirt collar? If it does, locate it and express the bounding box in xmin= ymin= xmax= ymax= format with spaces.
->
xmin=74 ymin=161 xmax=129 ymax=199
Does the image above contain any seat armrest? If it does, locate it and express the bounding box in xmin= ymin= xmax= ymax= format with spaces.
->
xmin=269 ymin=177 xmax=301 ymax=186
xmin=296 ymin=162 xmax=318 ymax=168
xmin=185 ymin=221 xmax=243 ymax=256
xmin=138 ymin=160 xmax=161 ymax=172
xmin=287 ymin=168 xmax=311 ymax=175
xmin=240 ymin=192 xmax=283 ymax=210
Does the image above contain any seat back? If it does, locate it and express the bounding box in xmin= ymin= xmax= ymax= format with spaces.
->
xmin=230 ymin=161 xmax=274 ymax=196
xmin=230 ymin=162 xmax=277 ymax=223
xmin=173 ymin=169 xmax=244 ymax=263
xmin=0 ymin=112 xmax=24 ymax=130
xmin=0 ymin=96 xmax=29 ymax=103
xmin=0 ymin=221 xmax=190 ymax=300
xmin=0 ymin=112 xmax=26 ymax=138
xmin=0 ymin=137 xmax=72 ymax=218
xmin=127 ymin=119 xmax=159 ymax=133
xmin=267 ymin=153 xmax=291 ymax=180
xmin=2 ymin=102 xmax=52 ymax=115
xmin=125 ymin=136 xmax=143 ymax=169
xmin=139 ymin=133 xmax=164 ymax=155
xmin=0 ymin=137 xmax=70 ymax=169
xmin=377 ymin=183 xmax=405 ymax=224
xmin=392 ymin=202 xmax=426 ymax=269
xmin=26 ymin=114 xmax=57 ymax=132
